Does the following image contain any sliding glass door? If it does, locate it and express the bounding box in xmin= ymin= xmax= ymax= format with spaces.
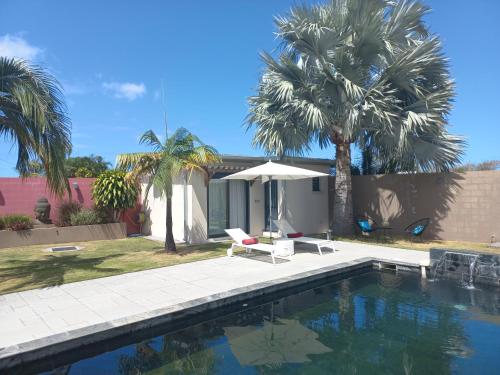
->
xmin=229 ymin=180 xmax=247 ymax=231
xmin=264 ymin=180 xmax=278 ymax=231
xmin=208 ymin=178 xmax=248 ymax=238
xmin=208 ymin=179 xmax=228 ymax=237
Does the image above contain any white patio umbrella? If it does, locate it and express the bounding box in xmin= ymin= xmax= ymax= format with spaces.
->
xmin=222 ymin=161 xmax=328 ymax=238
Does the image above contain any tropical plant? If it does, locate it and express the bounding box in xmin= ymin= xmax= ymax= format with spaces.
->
xmin=0 ymin=57 xmax=72 ymax=195
xmin=453 ymin=160 xmax=500 ymax=173
xmin=56 ymin=200 xmax=82 ymax=227
xmin=117 ymin=127 xmax=220 ymax=252
xmin=23 ymin=160 xmax=45 ymax=176
xmin=70 ymin=208 xmax=102 ymax=226
xmin=247 ymin=0 xmax=464 ymax=234
xmin=65 ymin=154 xmax=111 ymax=177
xmin=2 ymin=214 xmax=33 ymax=231
xmin=92 ymin=170 xmax=138 ymax=222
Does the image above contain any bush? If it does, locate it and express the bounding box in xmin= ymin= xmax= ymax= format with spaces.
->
xmin=70 ymin=208 xmax=102 ymax=226
xmin=2 ymin=214 xmax=33 ymax=231
xmin=92 ymin=170 xmax=138 ymax=222
xmin=92 ymin=205 xmax=112 ymax=224
xmin=57 ymin=201 xmax=82 ymax=226
xmin=0 ymin=216 xmax=5 ymax=230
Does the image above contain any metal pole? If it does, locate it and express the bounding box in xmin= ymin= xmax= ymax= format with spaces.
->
xmin=269 ymin=175 xmax=272 ymax=242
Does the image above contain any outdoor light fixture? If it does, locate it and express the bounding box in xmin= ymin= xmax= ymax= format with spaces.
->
xmin=72 ymin=182 xmax=79 ymax=189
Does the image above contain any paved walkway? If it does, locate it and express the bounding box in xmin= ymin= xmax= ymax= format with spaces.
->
xmin=0 ymin=241 xmax=428 ymax=352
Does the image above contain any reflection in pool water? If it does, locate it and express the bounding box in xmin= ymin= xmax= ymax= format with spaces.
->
xmin=40 ymin=271 xmax=500 ymax=375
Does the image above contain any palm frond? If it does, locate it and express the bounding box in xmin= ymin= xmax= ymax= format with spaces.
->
xmin=0 ymin=57 xmax=71 ymax=195
xmin=247 ymin=0 xmax=464 ymax=170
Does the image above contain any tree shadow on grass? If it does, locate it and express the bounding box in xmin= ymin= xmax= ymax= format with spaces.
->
xmin=152 ymin=242 xmax=229 ymax=257
xmin=0 ymin=253 xmax=123 ymax=293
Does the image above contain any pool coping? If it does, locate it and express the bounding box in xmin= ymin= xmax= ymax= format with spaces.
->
xmin=0 ymin=256 xmax=423 ymax=371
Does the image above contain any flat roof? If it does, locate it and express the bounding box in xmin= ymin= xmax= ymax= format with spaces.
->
xmin=219 ymin=154 xmax=334 ymax=166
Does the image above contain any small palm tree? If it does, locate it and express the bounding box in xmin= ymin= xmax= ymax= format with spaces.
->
xmin=117 ymin=128 xmax=220 ymax=252
xmin=0 ymin=57 xmax=71 ymax=195
xmin=247 ymin=0 xmax=464 ymax=235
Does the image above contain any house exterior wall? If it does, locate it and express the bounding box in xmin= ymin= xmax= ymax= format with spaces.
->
xmin=278 ymin=162 xmax=331 ymax=235
xmin=141 ymin=174 xmax=185 ymax=242
xmin=142 ymin=159 xmax=333 ymax=243
xmin=248 ymin=180 xmax=265 ymax=236
xmin=142 ymin=171 xmax=209 ymax=244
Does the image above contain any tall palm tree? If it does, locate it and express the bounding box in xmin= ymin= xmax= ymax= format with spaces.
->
xmin=117 ymin=127 xmax=220 ymax=252
xmin=0 ymin=57 xmax=71 ymax=195
xmin=247 ymin=0 xmax=464 ymax=235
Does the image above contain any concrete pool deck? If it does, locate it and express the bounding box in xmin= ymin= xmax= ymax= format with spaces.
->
xmin=0 ymin=241 xmax=429 ymax=369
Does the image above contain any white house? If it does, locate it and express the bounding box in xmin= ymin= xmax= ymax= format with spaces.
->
xmin=142 ymin=155 xmax=333 ymax=243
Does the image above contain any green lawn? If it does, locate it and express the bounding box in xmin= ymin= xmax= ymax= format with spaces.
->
xmin=0 ymin=237 xmax=231 ymax=295
xmin=334 ymin=235 xmax=494 ymax=253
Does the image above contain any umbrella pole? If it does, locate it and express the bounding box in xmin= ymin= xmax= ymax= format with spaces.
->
xmin=269 ymin=175 xmax=272 ymax=243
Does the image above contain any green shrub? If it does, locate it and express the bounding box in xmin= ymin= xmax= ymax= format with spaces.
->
xmin=74 ymin=167 xmax=93 ymax=178
xmin=0 ymin=216 xmax=5 ymax=230
xmin=57 ymin=201 xmax=82 ymax=226
xmin=69 ymin=208 xmax=102 ymax=226
xmin=92 ymin=205 xmax=112 ymax=223
xmin=2 ymin=214 xmax=33 ymax=231
xmin=92 ymin=170 xmax=138 ymax=222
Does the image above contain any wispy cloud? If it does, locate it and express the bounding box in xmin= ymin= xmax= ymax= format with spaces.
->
xmin=153 ymin=89 xmax=161 ymax=101
xmin=0 ymin=34 xmax=43 ymax=60
xmin=102 ymin=82 xmax=146 ymax=101
xmin=62 ymin=81 xmax=89 ymax=95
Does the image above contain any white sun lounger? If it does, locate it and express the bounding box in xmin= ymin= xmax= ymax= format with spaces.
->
xmin=225 ymin=228 xmax=291 ymax=264
xmin=273 ymin=219 xmax=335 ymax=255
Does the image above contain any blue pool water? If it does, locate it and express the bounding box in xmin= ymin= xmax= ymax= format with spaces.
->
xmin=34 ymin=271 xmax=500 ymax=374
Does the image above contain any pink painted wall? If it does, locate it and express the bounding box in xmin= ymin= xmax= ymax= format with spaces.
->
xmin=0 ymin=177 xmax=95 ymax=223
xmin=0 ymin=177 xmax=140 ymax=234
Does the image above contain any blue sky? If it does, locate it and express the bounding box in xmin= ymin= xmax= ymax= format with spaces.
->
xmin=1 ymin=0 xmax=499 ymax=176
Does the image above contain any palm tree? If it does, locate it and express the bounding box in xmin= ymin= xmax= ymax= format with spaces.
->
xmin=0 ymin=57 xmax=71 ymax=195
xmin=117 ymin=127 xmax=220 ymax=252
xmin=247 ymin=0 xmax=464 ymax=235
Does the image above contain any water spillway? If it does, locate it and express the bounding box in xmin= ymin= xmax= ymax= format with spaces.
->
xmin=430 ymin=248 xmax=500 ymax=287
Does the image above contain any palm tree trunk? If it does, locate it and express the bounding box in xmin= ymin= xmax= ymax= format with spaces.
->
xmin=333 ymin=135 xmax=354 ymax=235
xmin=165 ymin=196 xmax=177 ymax=252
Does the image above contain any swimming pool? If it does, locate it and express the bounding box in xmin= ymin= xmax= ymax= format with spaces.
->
xmin=26 ymin=270 xmax=500 ymax=374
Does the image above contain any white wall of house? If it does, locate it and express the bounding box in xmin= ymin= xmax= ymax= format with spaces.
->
xmin=141 ymin=174 xmax=185 ymax=243
xmin=142 ymin=159 xmax=332 ymax=243
xmin=276 ymin=162 xmax=330 ymax=235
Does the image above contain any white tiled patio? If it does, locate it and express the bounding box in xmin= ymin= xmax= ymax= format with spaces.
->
xmin=0 ymin=241 xmax=429 ymax=352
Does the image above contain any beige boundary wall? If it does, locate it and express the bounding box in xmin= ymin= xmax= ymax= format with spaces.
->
xmin=350 ymin=170 xmax=500 ymax=243
xmin=0 ymin=222 xmax=127 ymax=249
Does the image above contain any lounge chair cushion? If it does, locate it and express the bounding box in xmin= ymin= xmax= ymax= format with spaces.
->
xmin=358 ymin=220 xmax=372 ymax=232
xmin=287 ymin=232 xmax=303 ymax=238
xmin=242 ymin=238 xmax=259 ymax=245
xmin=412 ymin=224 xmax=425 ymax=236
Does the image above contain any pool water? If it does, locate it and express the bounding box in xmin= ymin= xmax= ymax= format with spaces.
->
xmin=38 ymin=271 xmax=500 ymax=375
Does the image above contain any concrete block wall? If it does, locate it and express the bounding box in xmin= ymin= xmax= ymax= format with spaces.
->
xmin=350 ymin=170 xmax=500 ymax=243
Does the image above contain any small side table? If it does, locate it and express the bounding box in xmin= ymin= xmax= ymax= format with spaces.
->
xmin=273 ymin=239 xmax=294 ymax=256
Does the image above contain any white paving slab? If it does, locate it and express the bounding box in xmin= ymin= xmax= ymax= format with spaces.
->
xmin=0 ymin=241 xmax=428 ymax=351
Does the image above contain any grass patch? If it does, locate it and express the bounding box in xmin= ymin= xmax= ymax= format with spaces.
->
xmin=334 ymin=235 xmax=495 ymax=253
xmin=0 ymin=237 xmax=231 ymax=295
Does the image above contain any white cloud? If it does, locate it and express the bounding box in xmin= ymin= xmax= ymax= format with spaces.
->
xmin=102 ymin=82 xmax=146 ymax=101
xmin=0 ymin=34 xmax=42 ymax=60
xmin=62 ymin=81 xmax=89 ymax=95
